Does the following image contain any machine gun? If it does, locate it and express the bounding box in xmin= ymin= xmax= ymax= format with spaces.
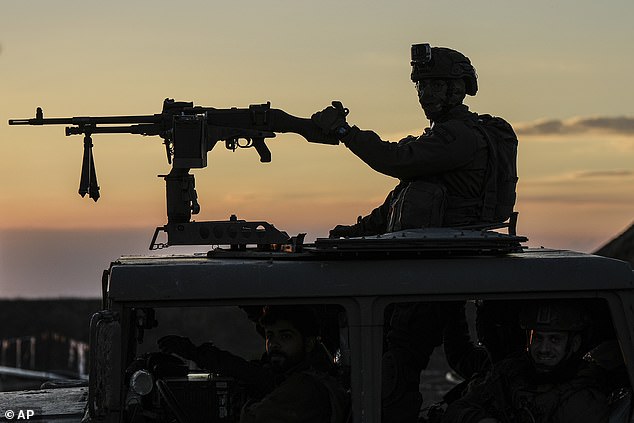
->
xmin=9 ymin=98 xmax=339 ymax=249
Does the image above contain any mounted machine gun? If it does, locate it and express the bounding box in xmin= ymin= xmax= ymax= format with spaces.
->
xmin=9 ymin=98 xmax=340 ymax=249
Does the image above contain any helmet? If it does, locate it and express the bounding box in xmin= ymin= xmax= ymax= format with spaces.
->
xmin=410 ymin=43 xmax=478 ymax=96
xmin=260 ymin=305 xmax=321 ymax=337
xmin=519 ymin=301 xmax=590 ymax=332
xmin=476 ymin=300 xmax=526 ymax=363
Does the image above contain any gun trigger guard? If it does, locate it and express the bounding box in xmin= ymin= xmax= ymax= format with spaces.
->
xmin=237 ymin=138 xmax=252 ymax=148
xmin=225 ymin=138 xmax=237 ymax=152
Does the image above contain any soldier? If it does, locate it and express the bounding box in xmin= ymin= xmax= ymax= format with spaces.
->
xmin=158 ymin=305 xmax=349 ymax=423
xmin=441 ymin=301 xmax=609 ymax=423
xmin=310 ymin=43 xmax=519 ymax=422
xmin=310 ymin=43 xmax=518 ymax=238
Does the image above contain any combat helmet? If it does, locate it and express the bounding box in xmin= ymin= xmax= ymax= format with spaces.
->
xmin=410 ymin=43 xmax=478 ymax=96
xmin=519 ymin=301 xmax=590 ymax=333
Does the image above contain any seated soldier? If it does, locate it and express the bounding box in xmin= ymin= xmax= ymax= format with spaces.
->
xmin=158 ymin=305 xmax=349 ymax=423
xmin=441 ymin=300 xmax=609 ymax=423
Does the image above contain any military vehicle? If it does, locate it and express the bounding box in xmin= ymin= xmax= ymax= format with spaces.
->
xmin=4 ymin=102 xmax=634 ymax=422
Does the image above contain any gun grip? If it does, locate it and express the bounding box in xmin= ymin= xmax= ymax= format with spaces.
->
xmin=331 ymin=101 xmax=349 ymax=117
xmin=252 ymin=138 xmax=272 ymax=163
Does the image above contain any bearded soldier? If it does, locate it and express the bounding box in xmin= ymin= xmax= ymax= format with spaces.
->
xmin=310 ymin=43 xmax=518 ymax=238
xmin=158 ymin=305 xmax=349 ymax=423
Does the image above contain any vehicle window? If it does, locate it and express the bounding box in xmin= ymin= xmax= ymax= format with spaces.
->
xmin=381 ymin=298 xmax=626 ymax=422
xmin=124 ymin=304 xmax=351 ymax=422
xmin=135 ymin=306 xmax=263 ymax=359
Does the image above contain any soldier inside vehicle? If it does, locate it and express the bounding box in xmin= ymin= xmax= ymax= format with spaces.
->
xmin=122 ymin=298 xmax=628 ymax=423
xmin=386 ymin=298 xmax=627 ymax=423
xmin=124 ymin=304 xmax=350 ymax=423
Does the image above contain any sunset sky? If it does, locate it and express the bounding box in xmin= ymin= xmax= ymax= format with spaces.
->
xmin=1 ymin=1 xmax=634 ymax=297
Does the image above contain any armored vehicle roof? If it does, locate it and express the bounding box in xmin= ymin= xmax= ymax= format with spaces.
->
xmin=108 ymin=246 xmax=634 ymax=302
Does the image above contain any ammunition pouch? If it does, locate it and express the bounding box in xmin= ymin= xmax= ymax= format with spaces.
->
xmin=387 ymin=181 xmax=447 ymax=232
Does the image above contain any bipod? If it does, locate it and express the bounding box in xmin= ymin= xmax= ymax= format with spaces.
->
xmin=78 ymin=131 xmax=100 ymax=201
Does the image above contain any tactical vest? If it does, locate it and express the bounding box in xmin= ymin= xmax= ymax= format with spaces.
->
xmin=386 ymin=114 xmax=518 ymax=231
xmin=486 ymin=357 xmax=607 ymax=423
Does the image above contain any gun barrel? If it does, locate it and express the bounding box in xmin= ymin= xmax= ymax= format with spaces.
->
xmin=9 ymin=114 xmax=162 ymax=126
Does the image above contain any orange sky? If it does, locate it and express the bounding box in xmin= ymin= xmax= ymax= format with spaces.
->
xmin=1 ymin=1 xmax=634 ymax=296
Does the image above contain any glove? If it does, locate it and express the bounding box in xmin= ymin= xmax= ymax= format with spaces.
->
xmin=311 ymin=101 xmax=349 ymax=136
xmin=329 ymin=224 xmax=364 ymax=238
xmin=157 ymin=335 xmax=198 ymax=360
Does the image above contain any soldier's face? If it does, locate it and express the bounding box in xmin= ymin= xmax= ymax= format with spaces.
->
xmin=265 ymin=319 xmax=308 ymax=370
xmin=529 ymin=330 xmax=579 ymax=371
xmin=415 ymin=79 xmax=449 ymax=118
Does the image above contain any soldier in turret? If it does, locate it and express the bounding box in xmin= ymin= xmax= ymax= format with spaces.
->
xmin=309 ymin=43 xmax=520 ymax=422
xmin=310 ymin=43 xmax=518 ymax=238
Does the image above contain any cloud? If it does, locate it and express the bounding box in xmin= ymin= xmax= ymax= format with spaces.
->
xmin=575 ymin=170 xmax=634 ymax=178
xmin=524 ymin=169 xmax=634 ymax=186
xmin=515 ymin=116 xmax=634 ymax=136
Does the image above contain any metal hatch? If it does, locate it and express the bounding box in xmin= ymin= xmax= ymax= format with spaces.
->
xmin=310 ymin=228 xmax=528 ymax=257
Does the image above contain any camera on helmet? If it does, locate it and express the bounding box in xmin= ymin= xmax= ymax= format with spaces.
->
xmin=411 ymin=43 xmax=432 ymax=65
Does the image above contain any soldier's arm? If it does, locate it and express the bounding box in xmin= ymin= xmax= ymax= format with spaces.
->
xmin=443 ymin=302 xmax=491 ymax=379
xmin=330 ymin=187 xmax=401 ymax=237
xmin=195 ymin=343 xmax=275 ymax=398
xmin=341 ymin=124 xmax=481 ymax=180
xmin=554 ymin=387 xmax=608 ymax=423
xmin=441 ymin=373 xmax=503 ymax=423
xmin=354 ymin=189 xmax=395 ymax=235
xmin=441 ymin=397 xmax=496 ymax=423
xmin=240 ymin=372 xmax=330 ymax=423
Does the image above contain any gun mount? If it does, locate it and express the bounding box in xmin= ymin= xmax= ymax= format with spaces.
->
xmin=9 ymin=98 xmax=338 ymax=249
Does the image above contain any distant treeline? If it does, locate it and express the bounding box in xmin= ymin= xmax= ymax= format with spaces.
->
xmin=0 ymin=299 xmax=101 ymax=341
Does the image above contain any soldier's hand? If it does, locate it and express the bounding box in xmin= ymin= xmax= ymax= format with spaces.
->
xmin=311 ymin=102 xmax=348 ymax=136
xmin=157 ymin=335 xmax=197 ymax=360
xmin=329 ymin=224 xmax=361 ymax=239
